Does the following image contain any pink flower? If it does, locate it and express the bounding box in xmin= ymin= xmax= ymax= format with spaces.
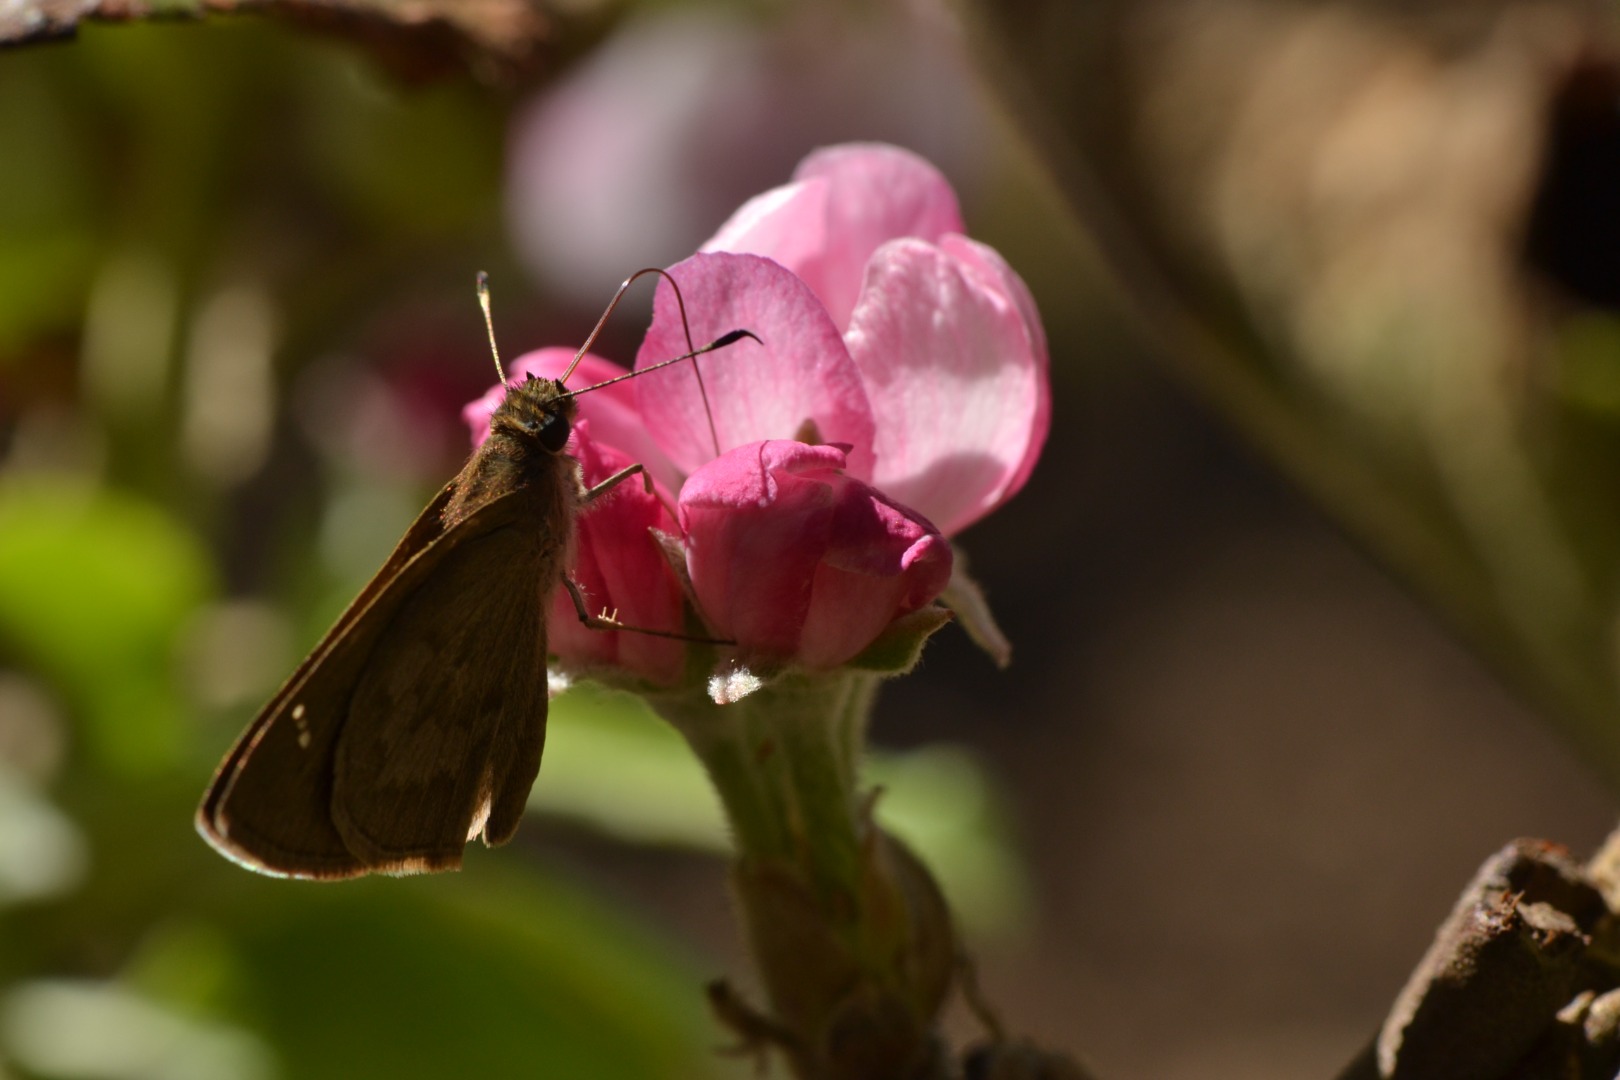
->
xmin=471 ymin=142 xmax=1049 ymax=686
xmin=638 ymin=143 xmax=1049 ymax=537
xmin=679 ymin=441 xmax=951 ymax=670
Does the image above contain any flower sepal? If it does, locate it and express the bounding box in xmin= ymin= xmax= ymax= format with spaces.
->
xmin=843 ymin=605 xmax=954 ymax=676
xmin=695 ymin=598 xmax=952 ymax=703
xmin=938 ymin=550 xmax=1012 ymax=670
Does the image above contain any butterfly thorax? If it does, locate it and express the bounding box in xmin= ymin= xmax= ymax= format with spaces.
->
xmin=443 ymin=375 xmax=581 ymax=530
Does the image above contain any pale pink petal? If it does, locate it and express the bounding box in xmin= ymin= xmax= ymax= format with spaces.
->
xmin=938 ymin=235 xmax=1051 ymax=504
xmin=700 ymin=143 xmax=965 ymax=330
xmin=789 ymin=143 xmax=965 ymax=328
xmin=844 ymin=237 xmax=1049 ymax=536
xmin=634 ymin=253 xmax=876 ymax=479
xmin=463 ymin=347 xmax=683 ymax=493
xmin=701 ymin=178 xmax=831 ymax=274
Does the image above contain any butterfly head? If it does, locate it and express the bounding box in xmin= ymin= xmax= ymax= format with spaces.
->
xmin=491 ymin=375 xmax=576 ymax=455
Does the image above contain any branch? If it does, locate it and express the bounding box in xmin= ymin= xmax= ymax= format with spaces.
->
xmin=0 ymin=0 xmax=570 ymax=82
xmin=1338 ymin=833 xmax=1620 ymax=1079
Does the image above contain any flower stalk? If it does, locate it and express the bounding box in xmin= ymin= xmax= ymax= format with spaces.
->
xmin=652 ymin=673 xmax=955 ymax=1080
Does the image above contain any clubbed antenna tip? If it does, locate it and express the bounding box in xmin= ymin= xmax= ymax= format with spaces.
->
xmin=710 ymin=329 xmax=763 ymax=349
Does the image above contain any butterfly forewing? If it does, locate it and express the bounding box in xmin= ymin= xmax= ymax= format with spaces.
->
xmin=197 ymin=433 xmax=572 ymax=879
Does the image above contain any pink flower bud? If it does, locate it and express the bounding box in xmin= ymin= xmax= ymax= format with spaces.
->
xmin=678 ymin=441 xmax=952 ymax=670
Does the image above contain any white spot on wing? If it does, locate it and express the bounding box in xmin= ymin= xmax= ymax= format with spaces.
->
xmin=465 ymin=794 xmax=493 ymax=842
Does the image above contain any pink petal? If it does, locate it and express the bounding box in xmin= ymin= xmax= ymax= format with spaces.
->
xmin=548 ymin=422 xmax=686 ymax=685
xmin=795 ymin=486 xmax=952 ymax=669
xmin=679 ymin=443 xmax=844 ymax=661
xmin=790 ymin=143 xmax=965 ymax=329
xmin=634 ymin=253 xmax=876 ymax=479
xmin=701 ymin=178 xmax=831 ymax=276
xmin=938 ymin=234 xmax=1051 ymax=506
xmin=702 ymin=142 xmax=965 ymax=329
xmin=680 ymin=438 xmax=849 ymax=507
xmin=843 ymin=237 xmax=1050 ymax=536
xmin=462 ymin=347 xmax=683 ymax=493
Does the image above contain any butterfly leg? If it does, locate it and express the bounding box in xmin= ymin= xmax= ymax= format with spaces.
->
xmin=562 ymin=578 xmax=730 ymax=643
xmin=573 ymin=463 xmax=733 ymax=643
xmin=582 ymin=462 xmax=652 ymax=504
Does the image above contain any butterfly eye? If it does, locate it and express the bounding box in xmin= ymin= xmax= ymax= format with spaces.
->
xmin=537 ymin=413 xmax=571 ymax=453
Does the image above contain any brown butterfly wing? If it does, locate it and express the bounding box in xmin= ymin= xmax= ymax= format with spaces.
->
xmin=329 ymin=503 xmax=552 ymax=874
xmin=196 ymin=483 xmax=553 ymax=878
xmin=196 ymin=483 xmax=458 ymax=877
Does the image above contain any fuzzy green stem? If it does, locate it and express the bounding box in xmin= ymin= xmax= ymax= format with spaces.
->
xmin=648 ymin=671 xmax=954 ymax=1080
xmin=654 ymin=673 xmax=868 ymax=894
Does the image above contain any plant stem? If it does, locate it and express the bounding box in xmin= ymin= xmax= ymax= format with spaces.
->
xmin=650 ymin=672 xmax=954 ymax=1079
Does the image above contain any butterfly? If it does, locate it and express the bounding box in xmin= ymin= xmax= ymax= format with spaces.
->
xmin=197 ymin=270 xmax=755 ymax=878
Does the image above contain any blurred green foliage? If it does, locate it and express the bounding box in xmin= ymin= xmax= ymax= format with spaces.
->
xmin=0 ymin=480 xmax=213 ymax=774
xmin=0 ymin=14 xmax=1027 ymax=1079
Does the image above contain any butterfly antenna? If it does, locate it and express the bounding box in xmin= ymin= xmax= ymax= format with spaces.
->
xmin=563 ymin=267 xmax=724 ymax=456
xmin=475 ymin=271 xmax=509 ymax=388
xmin=564 ymin=329 xmax=760 ymax=398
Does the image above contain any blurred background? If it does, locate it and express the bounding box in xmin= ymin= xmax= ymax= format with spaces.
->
xmin=1 ymin=2 xmax=1617 ymax=1079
